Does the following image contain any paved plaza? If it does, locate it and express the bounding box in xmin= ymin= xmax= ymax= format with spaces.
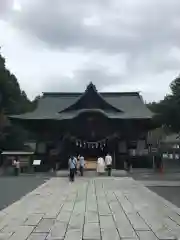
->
xmin=1 ymin=178 xmax=180 ymax=239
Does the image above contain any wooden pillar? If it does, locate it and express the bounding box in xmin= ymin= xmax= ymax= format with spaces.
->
xmin=113 ymin=150 xmax=116 ymax=169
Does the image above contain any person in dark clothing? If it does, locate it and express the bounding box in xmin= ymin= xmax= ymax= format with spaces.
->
xmin=126 ymin=157 xmax=132 ymax=172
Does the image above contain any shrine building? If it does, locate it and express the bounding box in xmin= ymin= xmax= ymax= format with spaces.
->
xmin=10 ymin=82 xmax=153 ymax=170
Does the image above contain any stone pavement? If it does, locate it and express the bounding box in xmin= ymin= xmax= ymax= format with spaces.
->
xmin=1 ymin=178 xmax=180 ymax=239
xmin=56 ymin=170 xmax=127 ymax=178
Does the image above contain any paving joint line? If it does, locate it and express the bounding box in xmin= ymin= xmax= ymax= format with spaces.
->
xmin=94 ymin=179 xmax=102 ymax=240
xmin=102 ymin=180 xmax=122 ymax=239
xmin=113 ymin=190 xmax=140 ymax=239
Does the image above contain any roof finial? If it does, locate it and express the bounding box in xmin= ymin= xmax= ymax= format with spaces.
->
xmin=86 ymin=82 xmax=97 ymax=92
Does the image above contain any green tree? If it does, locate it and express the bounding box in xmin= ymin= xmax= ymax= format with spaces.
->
xmin=170 ymin=75 xmax=180 ymax=99
xmin=148 ymin=75 xmax=180 ymax=132
xmin=0 ymin=52 xmax=33 ymax=150
xmin=0 ymin=57 xmax=32 ymax=114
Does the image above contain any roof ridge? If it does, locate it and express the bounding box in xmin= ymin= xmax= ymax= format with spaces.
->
xmin=43 ymin=92 xmax=140 ymax=97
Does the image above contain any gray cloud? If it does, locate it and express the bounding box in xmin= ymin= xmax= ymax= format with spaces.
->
xmin=1 ymin=0 xmax=180 ymax=102
xmin=12 ymin=1 xmax=137 ymax=53
xmin=44 ymin=65 xmax=121 ymax=92
xmin=11 ymin=0 xmax=180 ymax=53
xmin=0 ymin=0 xmax=12 ymax=16
xmin=9 ymin=0 xmax=180 ymax=77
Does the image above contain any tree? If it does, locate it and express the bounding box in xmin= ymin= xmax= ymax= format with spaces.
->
xmin=0 ymin=51 xmax=34 ymax=150
xmin=0 ymin=60 xmax=32 ymax=114
xmin=148 ymin=75 xmax=180 ymax=133
xmin=170 ymin=75 xmax=180 ymax=99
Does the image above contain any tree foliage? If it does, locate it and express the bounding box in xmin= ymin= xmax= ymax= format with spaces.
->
xmin=148 ymin=75 xmax=180 ymax=133
xmin=0 ymin=54 xmax=33 ymax=114
xmin=0 ymin=52 xmax=34 ymax=150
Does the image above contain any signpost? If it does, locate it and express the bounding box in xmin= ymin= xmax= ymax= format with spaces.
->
xmin=33 ymin=159 xmax=41 ymax=172
xmin=33 ymin=160 xmax=41 ymax=166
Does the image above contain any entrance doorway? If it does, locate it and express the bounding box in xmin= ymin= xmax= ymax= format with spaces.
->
xmin=70 ymin=141 xmax=109 ymax=170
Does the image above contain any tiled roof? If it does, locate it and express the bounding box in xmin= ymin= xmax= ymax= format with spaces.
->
xmin=10 ymin=82 xmax=152 ymax=120
xmin=10 ymin=91 xmax=152 ymax=120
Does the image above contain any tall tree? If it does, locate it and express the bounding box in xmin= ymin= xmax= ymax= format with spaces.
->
xmin=170 ymin=75 xmax=180 ymax=99
xmin=0 ymin=52 xmax=33 ymax=150
xmin=0 ymin=55 xmax=33 ymax=114
xmin=148 ymin=75 xmax=180 ymax=132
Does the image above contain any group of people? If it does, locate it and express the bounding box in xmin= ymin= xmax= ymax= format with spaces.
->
xmin=97 ymin=153 xmax=112 ymax=176
xmin=68 ymin=155 xmax=85 ymax=181
xmin=68 ymin=153 xmax=113 ymax=182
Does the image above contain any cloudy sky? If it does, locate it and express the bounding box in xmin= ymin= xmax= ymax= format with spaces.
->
xmin=0 ymin=0 xmax=180 ymax=102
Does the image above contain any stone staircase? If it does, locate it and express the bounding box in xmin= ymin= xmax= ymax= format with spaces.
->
xmin=85 ymin=158 xmax=97 ymax=170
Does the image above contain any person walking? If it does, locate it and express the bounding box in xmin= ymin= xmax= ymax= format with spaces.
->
xmin=68 ymin=156 xmax=77 ymax=182
xmin=12 ymin=158 xmax=20 ymax=176
xmin=74 ymin=156 xmax=78 ymax=175
xmin=97 ymin=156 xmax=105 ymax=174
xmin=79 ymin=155 xmax=85 ymax=176
xmin=105 ymin=153 xmax=112 ymax=176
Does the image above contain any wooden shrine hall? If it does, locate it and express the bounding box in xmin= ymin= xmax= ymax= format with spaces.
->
xmin=10 ymin=82 xmax=153 ymax=170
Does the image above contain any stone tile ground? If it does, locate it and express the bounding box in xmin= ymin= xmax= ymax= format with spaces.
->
xmin=1 ymin=177 xmax=180 ymax=239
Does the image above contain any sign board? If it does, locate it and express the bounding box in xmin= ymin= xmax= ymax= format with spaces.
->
xmin=141 ymin=149 xmax=149 ymax=155
xmin=151 ymin=148 xmax=158 ymax=153
xmin=33 ymin=160 xmax=41 ymax=166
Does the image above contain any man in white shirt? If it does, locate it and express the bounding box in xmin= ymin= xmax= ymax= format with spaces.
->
xmin=105 ymin=153 xmax=112 ymax=176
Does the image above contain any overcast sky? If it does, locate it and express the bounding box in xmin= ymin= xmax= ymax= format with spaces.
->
xmin=0 ymin=0 xmax=180 ymax=102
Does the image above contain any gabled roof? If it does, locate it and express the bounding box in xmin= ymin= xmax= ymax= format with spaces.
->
xmin=10 ymin=83 xmax=153 ymax=120
xmin=59 ymin=82 xmax=122 ymax=113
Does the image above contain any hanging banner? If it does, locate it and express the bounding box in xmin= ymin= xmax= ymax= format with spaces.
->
xmin=72 ymin=133 xmax=118 ymax=148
